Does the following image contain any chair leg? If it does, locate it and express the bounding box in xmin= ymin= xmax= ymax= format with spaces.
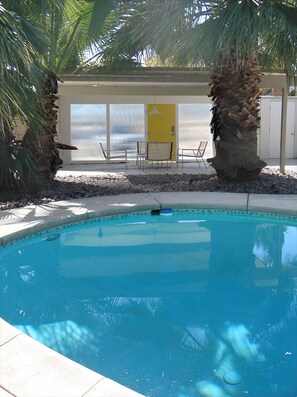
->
xmin=195 ymin=157 xmax=201 ymax=168
xmin=197 ymin=157 xmax=207 ymax=168
xmin=123 ymin=152 xmax=128 ymax=169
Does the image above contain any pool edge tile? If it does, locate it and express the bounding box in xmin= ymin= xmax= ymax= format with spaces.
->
xmin=248 ymin=194 xmax=297 ymax=216
xmin=0 ymin=319 xmax=22 ymax=346
xmin=84 ymin=378 xmax=145 ymax=397
xmin=0 ymin=387 xmax=14 ymax=397
xmin=0 ymin=333 xmax=104 ymax=397
xmin=150 ymin=191 xmax=249 ymax=211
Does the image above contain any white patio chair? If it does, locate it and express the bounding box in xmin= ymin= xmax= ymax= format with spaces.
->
xmin=146 ymin=141 xmax=173 ymax=169
xmin=99 ymin=142 xmax=128 ymax=169
xmin=178 ymin=141 xmax=208 ymax=169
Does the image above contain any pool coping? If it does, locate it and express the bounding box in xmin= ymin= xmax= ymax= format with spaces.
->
xmin=1 ymin=191 xmax=297 ymax=397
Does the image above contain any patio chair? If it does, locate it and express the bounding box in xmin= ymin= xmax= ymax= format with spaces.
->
xmin=99 ymin=142 xmax=128 ymax=169
xmin=178 ymin=141 xmax=208 ymax=169
xmin=146 ymin=141 xmax=173 ymax=169
xmin=136 ymin=141 xmax=147 ymax=169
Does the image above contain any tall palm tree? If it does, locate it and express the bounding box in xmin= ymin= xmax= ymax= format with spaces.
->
xmin=1 ymin=0 xmax=118 ymax=188
xmin=20 ymin=0 xmax=92 ymax=185
xmin=196 ymin=1 xmax=297 ymax=180
xmin=8 ymin=1 xmax=92 ymax=185
xmin=97 ymin=0 xmax=297 ymax=180
xmin=21 ymin=0 xmax=143 ymax=185
xmin=0 ymin=1 xmax=46 ymax=190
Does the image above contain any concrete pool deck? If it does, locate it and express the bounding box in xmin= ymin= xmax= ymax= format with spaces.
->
xmin=1 ymin=190 xmax=297 ymax=397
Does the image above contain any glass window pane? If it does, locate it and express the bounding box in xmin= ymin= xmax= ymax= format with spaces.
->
xmin=110 ymin=104 xmax=145 ymax=158
xmin=71 ymin=104 xmax=106 ymax=161
xmin=178 ymin=104 xmax=213 ymax=158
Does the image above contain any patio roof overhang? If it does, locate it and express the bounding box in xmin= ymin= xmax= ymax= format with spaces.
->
xmin=59 ymin=67 xmax=289 ymax=96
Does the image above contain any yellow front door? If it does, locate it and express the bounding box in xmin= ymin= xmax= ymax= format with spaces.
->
xmin=147 ymin=104 xmax=176 ymax=160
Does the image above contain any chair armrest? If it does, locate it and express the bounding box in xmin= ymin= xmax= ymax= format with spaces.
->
xmin=105 ymin=149 xmax=127 ymax=160
xmin=178 ymin=148 xmax=197 ymax=155
xmin=106 ymin=149 xmax=127 ymax=154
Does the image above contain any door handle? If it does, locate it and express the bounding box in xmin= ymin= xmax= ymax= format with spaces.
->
xmin=171 ymin=126 xmax=175 ymax=132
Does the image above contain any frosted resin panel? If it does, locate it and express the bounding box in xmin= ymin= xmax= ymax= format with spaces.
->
xmin=178 ymin=104 xmax=213 ymax=158
xmin=110 ymin=104 xmax=145 ymax=157
xmin=71 ymin=104 xmax=106 ymax=161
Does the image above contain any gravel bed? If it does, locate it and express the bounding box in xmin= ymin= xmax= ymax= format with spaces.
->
xmin=1 ymin=168 xmax=297 ymax=211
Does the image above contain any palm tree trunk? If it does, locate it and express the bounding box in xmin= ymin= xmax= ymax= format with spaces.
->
xmin=208 ymin=52 xmax=266 ymax=181
xmin=22 ymin=72 xmax=62 ymax=188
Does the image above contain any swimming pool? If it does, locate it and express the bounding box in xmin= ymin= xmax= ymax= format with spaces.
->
xmin=1 ymin=209 xmax=297 ymax=397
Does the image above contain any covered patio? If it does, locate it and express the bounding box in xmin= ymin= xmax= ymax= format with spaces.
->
xmin=57 ymin=68 xmax=295 ymax=173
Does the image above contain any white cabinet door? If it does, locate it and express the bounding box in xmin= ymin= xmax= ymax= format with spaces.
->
xmin=269 ymin=100 xmax=296 ymax=159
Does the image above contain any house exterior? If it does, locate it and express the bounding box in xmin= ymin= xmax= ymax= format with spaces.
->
xmin=57 ymin=68 xmax=296 ymax=165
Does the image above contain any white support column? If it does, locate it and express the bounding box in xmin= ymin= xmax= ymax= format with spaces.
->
xmin=280 ymin=78 xmax=288 ymax=174
xmin=106 ymin=103 xmax=110 ymax=150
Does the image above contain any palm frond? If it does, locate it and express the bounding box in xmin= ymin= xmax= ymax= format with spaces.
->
xmin=258 ymin=1 xmax=297 ymax=76
xmin=0 ymin=4 xmax=43 ymax=141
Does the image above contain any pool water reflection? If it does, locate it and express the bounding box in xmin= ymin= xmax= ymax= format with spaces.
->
xmin=1 ymin=210 xmax=297 ymax=397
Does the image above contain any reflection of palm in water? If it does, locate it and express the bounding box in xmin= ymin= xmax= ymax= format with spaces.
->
xmin=1 ymin=213 xmax=296 ymax=397
xmin=3 ymin=266 xmax=297 ymax=397
xmin=254 ymin=224 xmax=286 ymax=267
xmin=190 ymin=221 xmax=296 ymax=396
xmin=255 ymin=291 xmax=297 ymax=357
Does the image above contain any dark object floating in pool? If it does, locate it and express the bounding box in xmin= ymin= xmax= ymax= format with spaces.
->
xmin=151 ymin=209 xmax=160 ymax=215
xmin=151 ymin=209 xmax=173 ymax=216
xmin=223 ymin=370 xmax=241 ymax=385
xmin=45 ymin=234 xmax=60 ymax=241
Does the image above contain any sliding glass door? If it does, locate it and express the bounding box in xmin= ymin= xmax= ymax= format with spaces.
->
xmin=71 ymin=104 xmax=106 ymax=161
xmin=178 ymin=104 xmax=213 ymax=158
xmin=70 ymin=104 xmax=145 ymax=162
xmin=110 ymin=105 xmax=145 ymax=159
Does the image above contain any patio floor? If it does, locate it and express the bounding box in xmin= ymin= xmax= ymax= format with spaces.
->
xmin=56 ymin=158 xmax=297 ymax=177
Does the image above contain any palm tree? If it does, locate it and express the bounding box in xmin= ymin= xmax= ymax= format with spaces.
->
xmin=19 ymin=0 xmax=91 ymax=185
xmin=20 ymin=0 xmax=144 ymax=185
xmin=1 ymin=0 xmax=120 ymax=189
xmin=196 ymin=1 xmax=297 ymax=180
xmin=0 ymin=2 xmax=45 ymax=190
xmin=97 ymin=0 xmax=297 ymax=180
xmin=6 ymin=0 xmax=96 ymax=186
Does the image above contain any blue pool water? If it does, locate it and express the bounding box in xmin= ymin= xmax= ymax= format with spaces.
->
xmin=1 ymin=210 xmax=297 ymax=397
